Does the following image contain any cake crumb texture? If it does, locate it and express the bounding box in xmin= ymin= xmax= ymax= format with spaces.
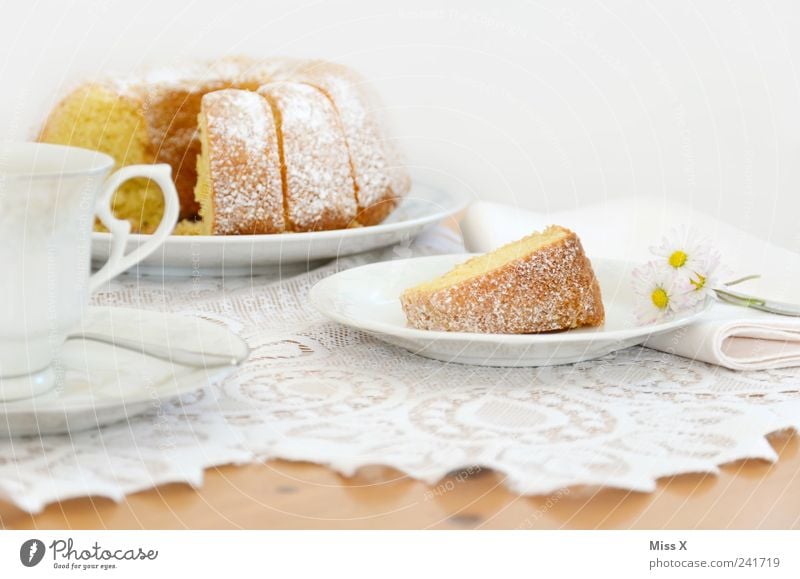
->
xmin=400 ymin=225 xmax=605 ymax=334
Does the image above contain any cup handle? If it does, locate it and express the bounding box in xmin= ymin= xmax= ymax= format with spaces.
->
xmin=89 ymin=164 xmax=179 ymax=292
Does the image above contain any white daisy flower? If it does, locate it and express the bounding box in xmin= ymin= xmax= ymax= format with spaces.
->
xmin=650 ymin=226 xmax=712 ymax=273
xmin=650 ymin=226 xmax=721 ymax=306
xmin=685 ymin=249 xmax=721 ymax=305
xmin=632 ymin=261 xmax=693 ymax=325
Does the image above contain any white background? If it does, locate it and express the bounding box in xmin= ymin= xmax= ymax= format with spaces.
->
xmin=1 ymin=0 xmax=798 ymax=250
xmin=1 ymin=530 xmax=798 ymax=578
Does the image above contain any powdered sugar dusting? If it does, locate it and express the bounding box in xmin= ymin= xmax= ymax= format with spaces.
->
xmin=105 ymin=62 xmax=213 ymax=96
xmin=401 ymin=228 xmax=605 ymax=333
xmin=259 ymin=82 xmax=356 ymax=231
xmin=103 ymin=56 xmax=274 ymax=96
xmin=63 ymin=57 xmax=410 ymax=232
xmin=202 ymin=89 xmax=284 ymax=234
xmin=272 ymin=61 xmax=404 ymax=224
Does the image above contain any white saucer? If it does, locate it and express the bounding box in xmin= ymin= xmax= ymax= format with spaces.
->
xmin=0 ymin=307 xmax=247 ymax=437
xmin=310 ymin=254 xmax=713 ymax=367
xmin=91 ymin=181 xmax=468 ymax=277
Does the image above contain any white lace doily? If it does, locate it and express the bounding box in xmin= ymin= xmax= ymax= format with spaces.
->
xmin=2 ymin=227 xmax=799 ymax=513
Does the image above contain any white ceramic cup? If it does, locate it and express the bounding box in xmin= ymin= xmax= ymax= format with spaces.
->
xmin=0 ymin=142 xmax=180 ymax=401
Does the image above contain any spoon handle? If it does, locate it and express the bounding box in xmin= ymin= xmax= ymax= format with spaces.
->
xmin=67 ymin=332 xmax=248 ymax=368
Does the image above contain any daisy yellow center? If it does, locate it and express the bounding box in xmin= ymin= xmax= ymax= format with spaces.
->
xmin=691 ymin=272 xmax=706 ymax=291
xmin=651 ymin=287 xmax=669 ymax=309
xmin=669 ymin=250 xmax=688 ymax=268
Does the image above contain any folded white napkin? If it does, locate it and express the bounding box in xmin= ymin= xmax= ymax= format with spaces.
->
xmin=460 ymin=197 xmax=800 ymax=370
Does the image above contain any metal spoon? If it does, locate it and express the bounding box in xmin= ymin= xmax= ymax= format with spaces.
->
xmin=66 ymin=332 xmax=250 ymax=368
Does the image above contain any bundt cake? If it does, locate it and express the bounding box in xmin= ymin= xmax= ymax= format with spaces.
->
xmin=37 ymin=57 xmax=409 ymax=234
xmin=271 ymin=61 xmax=400 ymax=226
xmin=258 ymin=82 xmax=357 ymax=232
xmin=401 ymin=226 xmax=605 ymax=334
xmin=194 ymin=89 xmax=284 ymax=235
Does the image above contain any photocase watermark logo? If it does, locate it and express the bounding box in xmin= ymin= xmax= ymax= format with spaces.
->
xmin=16 ymin=537 xmax=158 ymax=571
xmin=19 ymin=539 xmax=46 ymax=567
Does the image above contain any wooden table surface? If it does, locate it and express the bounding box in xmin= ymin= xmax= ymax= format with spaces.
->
xmin=2 ymin=217 xmax=799 ymax=530
xmin=1 ymin=431 xmax=797 ymax=529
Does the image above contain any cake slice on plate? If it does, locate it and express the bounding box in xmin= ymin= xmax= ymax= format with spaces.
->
xmin=400 ymin=225 xmax=604 ymax=333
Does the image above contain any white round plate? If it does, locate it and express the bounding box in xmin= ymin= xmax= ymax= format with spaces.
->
xmin=0 ymin=307 xmax=247 ymax=437
xmin=91 ymin=181 xmax=467 ymax=277
xmin=310 ymin=254 xmax=713 ymax=367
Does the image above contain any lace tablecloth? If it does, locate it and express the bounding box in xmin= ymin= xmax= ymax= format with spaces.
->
xmin=1 ymin=228 xmax=799 ymax=513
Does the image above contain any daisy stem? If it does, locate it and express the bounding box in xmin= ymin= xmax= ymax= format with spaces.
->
xmin=714 ymin=289 xmax=766 ymax=309
xmin=723 ymin=274 xmax=761 ymax=287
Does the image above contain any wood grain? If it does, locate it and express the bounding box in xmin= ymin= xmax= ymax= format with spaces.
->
xmin=2 ymin=431 xmax=797 ymax=530
xmin=2 ymin=215 xmax=797 ymax=529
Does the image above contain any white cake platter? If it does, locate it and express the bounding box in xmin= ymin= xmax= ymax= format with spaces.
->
xmin=91 ymin=181 xmax=468 ymax=277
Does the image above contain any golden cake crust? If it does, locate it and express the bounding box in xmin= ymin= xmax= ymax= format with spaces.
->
xmin=198 ymin=89 xmax=284 ymax=235
xmin=400 ymin=227 xmax=605 ymax=334
xmin=276 ymin=60 xmax=408 ymax=225
xmin=100 ymin=63 xmax=242 ymax=219
xmin=258 ymin=82 xmax=357 ymax=232
xmin=38 ymin=57 xmax=410 ymax=234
